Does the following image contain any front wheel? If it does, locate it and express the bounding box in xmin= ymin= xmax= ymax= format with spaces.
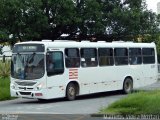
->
xmin=66 ymin=83 xmax=76 ymax=101
xmin=123 ymin=78 xmax=133 ymax=94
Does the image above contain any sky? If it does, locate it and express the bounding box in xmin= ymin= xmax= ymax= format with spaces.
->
xmin=146 ymin=0 xmax=160 ymax=13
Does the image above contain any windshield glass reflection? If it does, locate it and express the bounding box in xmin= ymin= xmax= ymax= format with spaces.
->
xmin=11 ymin=53 xmax=44 ymax=80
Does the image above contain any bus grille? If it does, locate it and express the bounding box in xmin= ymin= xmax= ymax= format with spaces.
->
xmin=19 ymin=92 xmax=31 ymax=95
xmin=15 ymin=82 xmax=36 ymax=86
xmin=18 ymin=87 xmax=33 ymax=90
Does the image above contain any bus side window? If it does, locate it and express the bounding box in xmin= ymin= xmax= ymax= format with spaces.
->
xmin=81 ymin=48 xmax=98 ymax=67
xmin=142 ymin=48 xmax=155 ymax=64
xmin=129 ymin=48 xmax=142 ymax=65
xmin=65 ymin=48 xmax=80 ymax=68
xmin=46 ymin=51 xmax=64 ymax=76
xmin=98 ymin=48 xmax=114 ymax=66
xmin=114 ymin=48 xmax=128 ymax=65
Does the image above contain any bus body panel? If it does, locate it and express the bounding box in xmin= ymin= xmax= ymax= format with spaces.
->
xmin=10 ymin=41 xmax=158 ymax=100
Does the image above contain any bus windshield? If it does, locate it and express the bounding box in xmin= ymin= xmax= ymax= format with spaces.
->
xmin=11 ymin=53 xmax=44 ymax=80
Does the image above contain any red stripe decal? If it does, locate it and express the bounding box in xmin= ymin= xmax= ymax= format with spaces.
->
xmin=69 ymin=69 xmax=78 ymax=80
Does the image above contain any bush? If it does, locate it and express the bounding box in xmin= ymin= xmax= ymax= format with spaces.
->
xmin=0 ymin=77 xmax=12 ymax=101
xmin=0 ymin=60 xmax=10 ymax=78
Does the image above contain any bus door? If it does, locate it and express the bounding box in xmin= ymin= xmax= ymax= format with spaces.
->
xmin=141 ymin=48 xmax=157 ymax=86
xmin=46 ymin=49 xmax=66 ymax=97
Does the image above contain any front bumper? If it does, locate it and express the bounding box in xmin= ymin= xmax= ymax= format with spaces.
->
xmin=10 ymin=88 xmax=48 ymax=99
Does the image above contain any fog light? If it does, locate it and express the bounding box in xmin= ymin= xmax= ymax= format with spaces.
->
xmin=35 ymin=93 xmax=43 ymax=96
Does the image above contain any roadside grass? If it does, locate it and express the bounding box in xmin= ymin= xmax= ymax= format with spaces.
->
xmin=0 ymin=77 xmax=12 ymax=101
xmin=100 ymin=90 xmax=160 ymax=115
xmin=0 ymin=60 xmax=14 ymax=101
xmin=0 ymin=60 xmax=10 ymax=78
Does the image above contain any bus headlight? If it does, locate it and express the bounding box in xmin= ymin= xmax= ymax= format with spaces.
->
xmin=11 ymin=83 xmax=17 ymax=89
xmin=11 ymin=84 xmax=15 ymax=89
xmin=35 ymin=83 xmax=45 ymax=90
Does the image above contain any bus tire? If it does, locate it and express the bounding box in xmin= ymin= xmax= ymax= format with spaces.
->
xmin=123 ymin=77 xmax=133 ymax=94
xmin=66 ymin=83 xmax=76 ymax=101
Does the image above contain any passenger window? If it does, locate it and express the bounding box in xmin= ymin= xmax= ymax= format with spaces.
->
xmin=129 ymin=48 xmax=142 ymax=65
xmin=65 ymin=48 xmax=80 ymax=68
xmin=98 ymin=48 xmax=114 ymax=66
xmin=142 ymin=48 xmax=155 ymax=64
xmin=46 ymin=51 xmax=64 ymax=76
xmin=81 ymin=48 xmax=98 ymax=67
xmin=114 ymin=48 xmax=128 ymax=65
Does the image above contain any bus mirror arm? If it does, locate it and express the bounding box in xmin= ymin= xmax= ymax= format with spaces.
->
xmin=2 ymin=55 xmax=5 ymax=63
xmin=1 ymin=50 xmax=12 ymax=62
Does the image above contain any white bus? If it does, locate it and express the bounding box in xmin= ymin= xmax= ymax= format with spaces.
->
xmin=10 ymin=40 xmax=158 ymax=100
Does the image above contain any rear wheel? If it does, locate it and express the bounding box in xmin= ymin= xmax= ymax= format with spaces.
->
xmin=123 ymin=77 xmax=133 ymax=94
xmin=66 ymin=83 xmax=76 ymax=101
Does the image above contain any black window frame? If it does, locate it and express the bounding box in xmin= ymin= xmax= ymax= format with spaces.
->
xmin=129 ymin=48 xmax=142 ymax=65
xmin=46 ymin=51 xmax=64 ymax=76
xmin=114 ymin=48 xmax=128 ymax=65
xmin=98 ymin=48 xmax=114 ymax=66
xmin=65 ymin=48 xmax=80 ymax=68
xmin=142 ymin=48 xmax=155 ymax=64
xmin=80 ymin=48 xmax=98 ymax=67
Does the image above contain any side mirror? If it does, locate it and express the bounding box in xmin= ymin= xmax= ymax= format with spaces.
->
xmin=13 ymin=56 xmax=16 ymax=64
xmin=0 ymin=48 xmax=2 ymax=55
xmin=3 ymin=55 xmax=5 ymax=63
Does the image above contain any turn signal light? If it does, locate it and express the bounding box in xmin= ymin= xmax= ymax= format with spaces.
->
xmin=35 ymin=93 xmax=43 ymax=96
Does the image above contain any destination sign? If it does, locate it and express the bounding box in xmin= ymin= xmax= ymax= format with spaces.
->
xmin=13 ymin=44 xmax=45 ymax=53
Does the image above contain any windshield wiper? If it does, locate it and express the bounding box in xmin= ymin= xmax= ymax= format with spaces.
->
xmin=28 ymin=52 xmax=36 ymax=64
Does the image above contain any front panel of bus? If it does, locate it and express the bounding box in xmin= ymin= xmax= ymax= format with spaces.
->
xmin=10 ymin=43 xmax=50 ymax=99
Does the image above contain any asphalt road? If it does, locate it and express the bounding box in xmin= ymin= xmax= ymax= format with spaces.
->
xmin=0 ymin=91 xmax=125 ymax=114
xmin=0 ymin=81 xmax=160 ymax=120
xmin=0 ymin=91 xmax=126 ymax=120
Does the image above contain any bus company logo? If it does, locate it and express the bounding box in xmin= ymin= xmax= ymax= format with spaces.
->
xmin=69 ymin=69 xmax=78 ymax=80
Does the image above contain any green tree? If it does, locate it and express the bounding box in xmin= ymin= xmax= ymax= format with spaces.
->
xmin=74 ymin=0 xmax=104 ymax=39
xmin=40 ymin=0 xmax=77 ymax=39
xmin=0 ymin=0 xmax=48 ymax=43
xmin=101 ymin=0 xmax=159 ymax=41
xmin=0 ymin=0 xmax=159 ymax=43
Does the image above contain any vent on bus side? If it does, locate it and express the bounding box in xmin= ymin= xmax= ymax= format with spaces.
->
xmin=81 ymin=40 xmax=90 ymax=42
xmin=54 ymin=40 xmax=76 ymax=42
xmin=97 ymin=41 xmax=106 ymax=43
xmin=42 ymin=40 xmax=52 ymax=42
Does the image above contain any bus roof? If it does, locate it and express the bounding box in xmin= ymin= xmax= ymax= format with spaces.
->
xmin=15 ymin=40 xmax=156 ymax=49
